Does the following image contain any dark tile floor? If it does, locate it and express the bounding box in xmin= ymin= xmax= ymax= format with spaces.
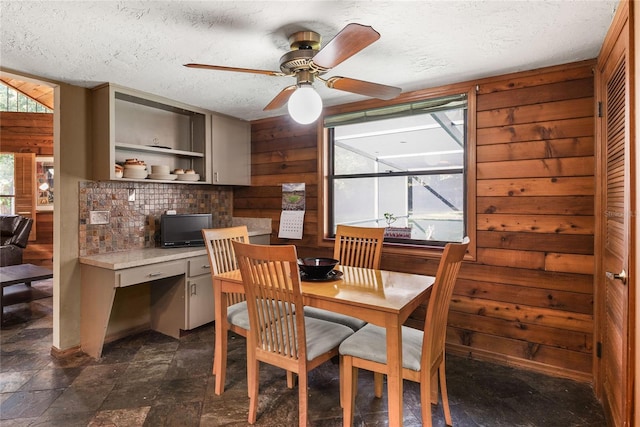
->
xmin=1 ymin=280 xmax=607 ymax=426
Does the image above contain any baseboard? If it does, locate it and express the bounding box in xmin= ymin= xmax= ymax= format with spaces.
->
xmin=446 ymin=343 xmax=593 ymax=384
xmin=50 ymin=344 xmax=82 ymax=359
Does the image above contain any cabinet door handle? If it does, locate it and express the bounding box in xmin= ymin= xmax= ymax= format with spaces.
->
xmin=148 ymin=272 xmax=163 ymax=277
xmin=202 ymin=265 xmax=210 ymax=270
xmin=191 ymin=283 xmax=197 ymax=296
xmin=214 ymin=172 xmax=219 ymax=183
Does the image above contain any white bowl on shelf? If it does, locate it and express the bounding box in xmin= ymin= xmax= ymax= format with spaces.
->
xmin=150 ymin=165 xmax=170 ymax=175
xmin=123 ymin=169 xmax=148 ymax=179
xmin=176 ymin=173 xmax=200 ymax=182
xmin=123 ymin=164 xmax=146 ymax=170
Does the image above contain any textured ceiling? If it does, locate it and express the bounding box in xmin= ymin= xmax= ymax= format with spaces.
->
xmin=0 ymin=1 xmax=617 ymax=122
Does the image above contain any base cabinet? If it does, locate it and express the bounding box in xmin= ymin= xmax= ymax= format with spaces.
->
xmin=185 ymin=255 xmax=213 ymax=329
xmin=186 ymin=275 xmax=214 ymax=329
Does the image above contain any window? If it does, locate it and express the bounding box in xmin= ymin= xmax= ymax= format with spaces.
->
xmin=0 ymin=153 xmax=15 ymax=215
xmin=0 ymin=82 xmax=53 ymax=113
xmin=326 ymin=93 xmax=468 ymax=246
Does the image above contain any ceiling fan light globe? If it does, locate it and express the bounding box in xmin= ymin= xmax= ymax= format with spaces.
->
xmin=288 ymin=86 xmax=322 ymax=124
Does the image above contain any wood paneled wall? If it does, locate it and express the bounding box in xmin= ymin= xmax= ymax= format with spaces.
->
xmin=23 ymin=211 xmax=53 ymax=267
xmin=1 ymin=111 xmax=54 ymax=266
xmin=238 ymin=61 xmax=596 ymax=382
xmin=0 ymin=112 xmax=54 ymax=156
xmin=452 ymin=63 xmax=595 ymax=381
xmin=235 ymin=117 xmax=321 ymax=254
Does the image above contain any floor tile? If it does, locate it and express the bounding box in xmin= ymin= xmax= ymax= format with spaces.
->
xmin=19 ymin=366 xmax=83 ymax=391
xmin=0 ymin=370 xmax=36 ymax=393
xmin=88 ymin=406 xmax=151 ymax=427
xmin=43 ymin=383 xmax=115 ymax=415
xmin=0 ymin=389 xmax=63 ymax=420
xmin=99 ymin=380 xmax=161 ymax=411
xmin=143 ymin=401 xmax=201 ymax=427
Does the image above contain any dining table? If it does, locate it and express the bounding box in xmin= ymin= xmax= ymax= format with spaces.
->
xmin=212 ymin=264 xmax=435 ymax=427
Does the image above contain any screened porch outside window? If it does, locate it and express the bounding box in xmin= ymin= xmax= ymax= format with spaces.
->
xmin=326 ymin=94 xmax=468 ymax=246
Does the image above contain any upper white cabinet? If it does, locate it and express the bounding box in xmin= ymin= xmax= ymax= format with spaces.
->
xmin=211 ymin=113 xmax=251 ymax=185
xmin=92 ymin=83 xmax=212 ymax=183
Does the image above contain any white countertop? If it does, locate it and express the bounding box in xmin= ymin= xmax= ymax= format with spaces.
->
xmin=79 ymin=219 xmax=272 ymax=270
xmin=79 ymin=247 xmax=207 ymax=270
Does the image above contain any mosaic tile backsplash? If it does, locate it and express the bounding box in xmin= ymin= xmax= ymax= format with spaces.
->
xmin=79 ymin=181 xmax=233 ymax=256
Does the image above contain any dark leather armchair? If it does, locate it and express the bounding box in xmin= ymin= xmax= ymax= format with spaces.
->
xmin=0 ymin=215 xmax=33 ymax=267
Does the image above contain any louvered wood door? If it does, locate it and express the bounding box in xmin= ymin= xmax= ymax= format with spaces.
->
xmin=13 ymin=152 xmax=36 ymax=240
xmin=597 ymin=4 xmax=631 ymax=426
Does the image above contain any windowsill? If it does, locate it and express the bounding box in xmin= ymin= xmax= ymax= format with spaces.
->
xmin=319 ymin=237 xmax=476 ymax=262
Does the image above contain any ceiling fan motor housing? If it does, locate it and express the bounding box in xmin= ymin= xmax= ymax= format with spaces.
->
xmin=279 ymin=30 xmax=327 ymax=80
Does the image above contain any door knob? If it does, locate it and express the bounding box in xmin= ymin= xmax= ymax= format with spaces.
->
xmin=606 ymin=269 xmax=627 ymax=285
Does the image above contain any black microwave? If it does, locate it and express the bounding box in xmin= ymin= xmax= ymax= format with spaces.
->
xmin=160 ymin=213 xmax=212 ymax=248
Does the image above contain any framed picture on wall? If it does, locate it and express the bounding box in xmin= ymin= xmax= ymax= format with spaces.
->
xmin=36 ymin=156 xmax=54 ymax=211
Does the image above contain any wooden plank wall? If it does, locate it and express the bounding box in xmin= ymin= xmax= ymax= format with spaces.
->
xmin=237 ymin=61 xmax=596 ymax=382
xmin=0 ymin=112 xmax=54 ymax=155
xmin=450 ymin=63 xmax=595 ymax=381
xmin=235 ymin=117 xmax=322 ymax=256
xmin=1 ymin=111 xmax=54 ymax=266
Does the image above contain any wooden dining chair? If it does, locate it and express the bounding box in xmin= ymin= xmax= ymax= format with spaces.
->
xmin=333 ymin=224 xmax=385 ymax=269
xmin=304 ymin=224 xmax=385 ymax=331
xmin=232 ymin=241 xmax=354 ymax=426
xmin=202 ymin=226 xmax=252 ymax=394
xmin=339 ymin=237 xmax=470 ymax=427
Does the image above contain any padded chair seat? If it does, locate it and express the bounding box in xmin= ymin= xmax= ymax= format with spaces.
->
xmin=227 ymin=301 xmax=250 ymax=330
xmin=265 ymin=316 xmax=354 ymax=361
xmin=339 ymin=323 xmax=424 ymax=371
xmin=303 ymin=306 xmax=367 ymax=331
xmin=228 ymin=300 xmax=296 ymax=331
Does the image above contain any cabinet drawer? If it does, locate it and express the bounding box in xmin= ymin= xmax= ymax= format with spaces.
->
xmin=118 ymin=259 xmax=186 ymax=287
xmin=188 ymin=255 xmax=211 ymax=277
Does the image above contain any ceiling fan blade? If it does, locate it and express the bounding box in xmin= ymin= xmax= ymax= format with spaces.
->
xmin=263 ymin=85 xmax=297 ymax=111
xmin=325 ymin=76 xmax=401 ymax=100
xmin=311 ymin=23 xmax=380 ymax=70
xmin=184 ymin=63 xmax=284 ymax=77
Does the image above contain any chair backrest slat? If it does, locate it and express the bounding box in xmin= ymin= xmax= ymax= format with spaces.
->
xmin=422 ymin=237 xmax=469 ymax=369
xmin=333 ymin=224 xmax=385 ymax=269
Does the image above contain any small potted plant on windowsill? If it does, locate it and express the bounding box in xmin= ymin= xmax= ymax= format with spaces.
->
xmin=383 ymin=213 xmax=412 ymax=239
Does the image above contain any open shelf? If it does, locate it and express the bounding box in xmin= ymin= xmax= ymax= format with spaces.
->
xmin=114 ymin=142 xmax=205 ymax=158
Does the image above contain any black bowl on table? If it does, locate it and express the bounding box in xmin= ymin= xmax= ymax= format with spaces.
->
xmin=297 ymin=257 xmax=339 ymax=279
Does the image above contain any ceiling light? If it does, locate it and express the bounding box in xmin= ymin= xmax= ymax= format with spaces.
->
xmin=288 ymin=84 xmax=322 ymax=125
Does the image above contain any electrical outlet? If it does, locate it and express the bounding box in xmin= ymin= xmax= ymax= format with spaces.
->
xmin=89 ymin=211 xmax=110 ymax=225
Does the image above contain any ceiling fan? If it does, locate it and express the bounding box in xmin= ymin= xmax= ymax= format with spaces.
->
xmin=184 ymin=23 xmax=402 ymax=124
